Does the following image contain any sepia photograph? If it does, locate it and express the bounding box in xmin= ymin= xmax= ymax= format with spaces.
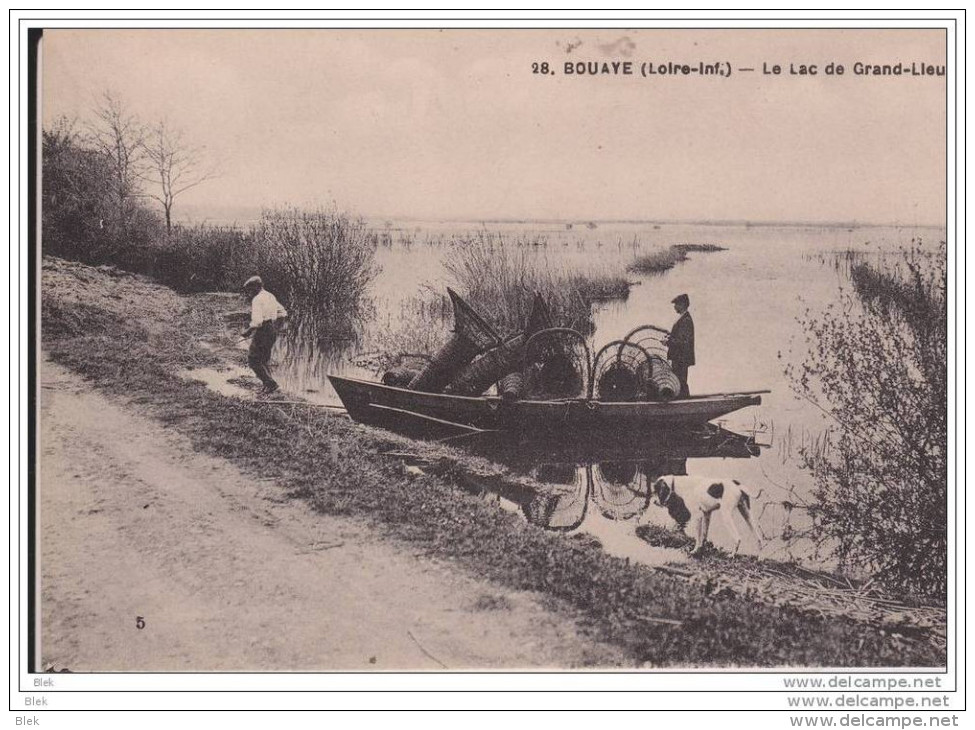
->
xmin=28 ymin=19 xmax=951 ymax=692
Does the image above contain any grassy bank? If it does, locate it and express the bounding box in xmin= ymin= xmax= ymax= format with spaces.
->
xmin=628 ymin=243 xmax=727 ymax=275
xmin=39 ymin=256 xmax=943 ymax=667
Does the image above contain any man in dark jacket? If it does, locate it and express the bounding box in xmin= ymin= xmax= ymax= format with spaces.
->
xmin=667 ymin=293 xmax=695 ymax=398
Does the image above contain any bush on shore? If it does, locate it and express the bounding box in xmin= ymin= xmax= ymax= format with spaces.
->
xmin=253 ymin=208 xmax=378 ymax=342
xmin=789 ymin=241 xmax=947 ymax=599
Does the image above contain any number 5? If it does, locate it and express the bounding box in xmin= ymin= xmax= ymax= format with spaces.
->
xmin=136 ymin=616 xmax=145 ymax=630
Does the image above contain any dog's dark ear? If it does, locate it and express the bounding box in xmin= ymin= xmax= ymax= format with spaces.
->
xmin=668 ymin=493 xmax=692 ymax=529
xmin=707 ymin=482 xmax=725 ymax=500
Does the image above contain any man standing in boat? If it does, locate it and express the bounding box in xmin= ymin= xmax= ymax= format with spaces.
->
xmin=666 ymin=293 xmax=694 ymax=398
xmin=241 ymin=275 xmax=288 ymax=395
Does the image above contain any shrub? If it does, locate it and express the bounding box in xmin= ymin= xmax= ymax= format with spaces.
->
xmin=253 ymin=207 xmax=379 ymax=343
xmin=42 ymin=118 xmax=164 ymax=268
xmin=788 ymin=241 xmax=947 ymax=599
xmin=150 ymin=224 xmax=255 ymax=293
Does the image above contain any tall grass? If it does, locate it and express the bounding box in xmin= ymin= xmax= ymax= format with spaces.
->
xmin=443 ymin=232 xmax=630 ymax=336
xmin=369 ymin=293 xmax=453 ymax=367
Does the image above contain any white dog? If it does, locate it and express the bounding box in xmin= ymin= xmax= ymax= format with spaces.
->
xmin=649 ymin=475 xmax=763 ymax=556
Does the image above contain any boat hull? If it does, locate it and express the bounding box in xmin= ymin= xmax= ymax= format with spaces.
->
xmin=328 ymin=375 xmax=762 ymax=436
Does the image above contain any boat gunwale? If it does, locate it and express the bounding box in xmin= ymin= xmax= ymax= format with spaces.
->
xmin=328 ymin=375 xmax=764 ymax=407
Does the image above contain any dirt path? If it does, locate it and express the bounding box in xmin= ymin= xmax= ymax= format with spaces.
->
xmin=39 ymin=358 xmax=626 ymax=671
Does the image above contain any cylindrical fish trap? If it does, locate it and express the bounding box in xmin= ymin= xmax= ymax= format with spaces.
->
xmin=592 ymin=461 xmax=649 ymax=521
xmin=498 ymin=372 xmax=525 ymax=400
xmin=620 ymin=325 xmax=681 ymax=402
xmin=591 ymin=340 xmax=653 ymax=402
xmin=622 ymin=324 xmax=670 ymax=360
xmin=448 ymin=287 xmax=502 ymax=351
xmin=382 ymin=367 xmax=421 ymax=388
xmin=646 ymin=355 xmax=680 ymax=401
xmin=523 ymin=328 xmax=591 ymax=400
xmin=444 ymin=334 xmax=526 ymax=396
xmin=407 ymin=288 xmax=500 ymax=393
xmin=522 ymin=465 xmax=589 ymax=531
xmin=406 ymin=335 xmax=481 ymax=392
xmin=597 ymin=461 xmax=639 ymax=486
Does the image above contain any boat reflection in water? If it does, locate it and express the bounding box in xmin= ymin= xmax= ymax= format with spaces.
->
xmin=466 ymin=426 xmax=763 ymax=562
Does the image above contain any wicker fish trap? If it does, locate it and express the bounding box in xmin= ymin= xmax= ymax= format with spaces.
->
xmin=407 ymin=289 xmax=500 ymax=392
xmin=525 ymin=292 xmax=554 ymax=334
xmin=522 ymin=328 xmax=590 ymax=400
xmin=591 ymin=340 xmax=654 ymax=402
xmin=447 ymin=287 xmax=501 ymax=351
xmin=443 ymin=293 xmax=556 ymax=396
xmin=407 ymin=333 xmax=482 ymax=392
xmin=498 ymin=372 xmax=525 ymax=400
xmin=646 ymin=356 xmax=680 ymax=401
xmin=522 ymin=464 xmax=589 ymax=531
xmin=381 ymin=366 xmax=421 ymax=388
xmin=622 ymin=324 xmax=670 ymax=360
xmin=592 ymin=461 xmax=650 ymax=521
xmin=444 ymin=333 xmax=526 ymax=396
xmin=380 ymin=353 xmax=430 ymax=387
xmin=620 ymin=325 xmax=682 ymax=402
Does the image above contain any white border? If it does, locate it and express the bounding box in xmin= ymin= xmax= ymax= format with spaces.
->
xmin=10 ymin=9 xmax=964 ymax=714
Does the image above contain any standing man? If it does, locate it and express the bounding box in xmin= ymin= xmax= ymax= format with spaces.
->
xmin=667 ymin=293 xmax=695 ymax=398
xmin=241 ymin=275 xmax=288 ymax=395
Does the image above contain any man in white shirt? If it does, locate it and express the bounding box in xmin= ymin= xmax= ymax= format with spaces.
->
xmin=241 ymin=275 xmax=288 ymax=394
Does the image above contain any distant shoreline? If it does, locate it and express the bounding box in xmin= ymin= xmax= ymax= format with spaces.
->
xmin=176 ymin=207 xmax=947 ymax=231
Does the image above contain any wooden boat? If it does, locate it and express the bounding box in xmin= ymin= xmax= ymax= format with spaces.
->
xmin=328 ymin=375 xmax=765 ymax=437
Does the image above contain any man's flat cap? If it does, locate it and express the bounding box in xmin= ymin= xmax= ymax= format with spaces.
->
xmin=671 ymin=293 xmax=690 ymax=307
xmin=243 ymin=275 xmax=263 ymax=289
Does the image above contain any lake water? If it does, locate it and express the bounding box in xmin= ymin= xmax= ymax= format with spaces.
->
xmin=264 ymin=219 xmax=945 ymax=567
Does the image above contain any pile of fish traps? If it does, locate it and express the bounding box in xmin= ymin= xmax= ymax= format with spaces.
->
xmin=406 ymin=288 xmax=501 ymax=393
xmin=381 ymin=290 xmax=680 ymax=402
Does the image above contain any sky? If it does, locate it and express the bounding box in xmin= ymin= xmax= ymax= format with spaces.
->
xmin=41 ymin=28 xmax=947 ymax=225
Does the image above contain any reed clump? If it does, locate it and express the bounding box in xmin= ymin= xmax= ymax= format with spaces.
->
xmin=628 ymin=243 xmax=727 ymax=275
xmin=443 ymin=232 xmax=630 ymax=335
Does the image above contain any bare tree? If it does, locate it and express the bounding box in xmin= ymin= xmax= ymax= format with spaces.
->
xmin=141 ymin=120 xmax=217 ymax=234
xmin=86 ymin=92 xmax=145 ymax=232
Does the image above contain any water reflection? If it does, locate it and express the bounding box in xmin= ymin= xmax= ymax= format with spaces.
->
xmin=265 ymin=222 xmax=942 ymax=564
xmin=467 ymin=427 xmax=760 ymax=551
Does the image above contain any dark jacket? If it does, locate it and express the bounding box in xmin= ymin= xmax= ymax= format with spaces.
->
xmin=667 ymin=311 xmax=695 ymax=366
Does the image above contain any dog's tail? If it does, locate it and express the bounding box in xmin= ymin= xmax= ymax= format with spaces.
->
xmin=733 ymin=480 xmax=763 ymax=510
xmin=732 ymin=480 xmax=752 ymax=511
